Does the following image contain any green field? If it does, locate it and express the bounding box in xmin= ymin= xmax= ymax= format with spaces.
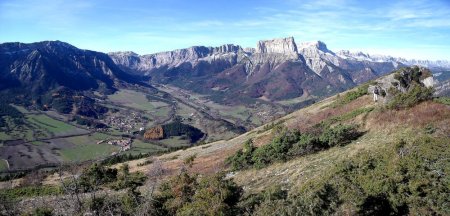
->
xmin=26 ymin=114 xmax=77 ymax=135
xmin=108 ymin=89 xmax=170 ymax=112
xmin=0 ymin=160 xmax=8 ymax=171
xmin=59 ymin=143 xmax=119 ymax=162
xmin=0 ymin=116 xmax=50 ymax=141
xmin=158 ymin=136 xmax=191 ymax=148
xmin=1 ymin=113 xmax=85 ymax=142
xmin=9 ymin=104 xmax=30 ymax=114
xmin=30 ymin=141 xmax=46 ymax=146
xmin=126 ymin=139 xmax=166 ymax=156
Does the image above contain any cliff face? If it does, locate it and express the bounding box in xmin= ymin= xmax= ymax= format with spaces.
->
xmin=256 ymin=37 xmax=298 ymax=55
xmin=110 ymin=44 xmax=246 ymax=74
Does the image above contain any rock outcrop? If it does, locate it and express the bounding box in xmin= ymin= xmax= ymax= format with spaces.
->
xmin=367 ymin=66 xmax=435 ymax=103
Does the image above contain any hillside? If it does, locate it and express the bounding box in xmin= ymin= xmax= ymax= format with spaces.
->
xmin=1 ymin=67 xmax=448 ymax=215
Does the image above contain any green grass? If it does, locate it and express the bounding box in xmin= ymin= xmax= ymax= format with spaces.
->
xmin=65 ymin=133 xmax=112 ymax=144
xmin=26 ymin=114 xmax=76 ymax=134
xmin=0 ymin=159 xmax=8 ymax=171
xmin=108 ymin=89 xmax=169 ymax=112
xmin=58 ymin=133 xmax=121 ymax=161
xmin=90 ymin=132 xmax=112 ymax=140
xmin=0 ymin=185 xmax=61 ymax=200
xmin=330 ymin=84 xmax=369 ymax=108
xmin=153 ymin=107 xmax=170 ymax=117
xmin=125 ymin=139 xmax=166 ymax=156
xmin=0 ymin=116 xmax=50 ymax=141
xmin=158 ymin=136 xmax=191 ymax=148
xmin=9 ymin=104 xmax=30 ymax=114
xmin=322 ymin=107 xmax=374 ymax=126
xmin=59 ymin=143 xmax=119 ymax=162
xmin=30 ymin=141 xmax=46 ymax=146
xmin=434 ymin=97 xmax=450 ymax=106
xmin=0 ymin=132 xmax=12 ymax=140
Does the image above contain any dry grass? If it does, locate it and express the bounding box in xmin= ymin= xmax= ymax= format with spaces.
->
xmin=286 ymin=95 xmax=373 ymax=131
xmin=366 ymin=101 xmax=450 ymax=134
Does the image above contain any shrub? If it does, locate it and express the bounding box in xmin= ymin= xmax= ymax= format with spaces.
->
xmin=225 ymin=139 xmax=256 ymax=171
xmin=319 ymin=124 xmax=359 ymax=147
xmin=434 ymin=97 xmax=450 ymax=106
xmin=240 ymin=135 xmax=449 ymax=215
xmin=26 ymin=207 xmax=54 ymax=216
xmin=183 ymin=154 xmax=197 ymax=167
xmin=252 ymin=131 xmax=300 ymax=169
xmin=153 ymin=172 xmax=242 ymax=216
xmin=288 ymin=134 xmax=323 ymax=157
xmin=387 ymin=83 xmax=434 ymax=109
xmin=228 ymin=124 xmax=361 ymax=170
xmin=78 ymin=163 xmax=118 ymax=192
xmin=111 ymin=164 xmax=146 ymax=191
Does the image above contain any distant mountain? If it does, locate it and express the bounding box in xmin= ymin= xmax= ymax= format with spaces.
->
xmin=110 ymin=37 xmax=407 ymax=103
xmin=336 ymin=50 xmax=450 ymax=70
xmin=1 ymin=38 xmax=447 ymax=107
xmin=0 ymin=41 xmax=139 ymax=95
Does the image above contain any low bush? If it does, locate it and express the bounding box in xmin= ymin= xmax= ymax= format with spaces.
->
xmin=0 ymin=185 xmax=62 ymax=200
xmin=153 ymin=172 xmax=242 ymax=216
xmin=387 ymin=83 xmax=434 ymax=109
xmin=319 ymin=124 xmax=360 ymax=147
xmin=227 ymin=124 xmax=362 ymax=170
xmin=78 ymin=163 xmax=118 ymax=192
xmin=111 ymin=164 xmax=146 ymax=191
xmin=239 ymin=135 xmax=450 ymax=215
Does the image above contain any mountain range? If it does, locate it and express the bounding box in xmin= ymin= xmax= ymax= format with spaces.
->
xmin=109 ymin=37 xmax=449 ymax=103
xmin=1 ymin=37 xmax=448 ymax=105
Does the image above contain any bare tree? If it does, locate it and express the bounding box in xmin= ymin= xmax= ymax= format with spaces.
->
xmin=146 ymin=158 xmax=165 ymax=198
xmin=58 ymin=163 xmax=83 ymax=214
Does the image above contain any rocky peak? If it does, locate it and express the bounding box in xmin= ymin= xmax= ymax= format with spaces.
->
xmin=298 ymin=40 xmax=340 ymax=75
xmin=299 ymin=41 xmax=332 ymax=54
xmin=212 ymin=44 xmax=242 ymax=54
xmin=256 ymin=37 xmax=298 ymax=54
xmin=109 ymin=51 xmax=139 ymax=57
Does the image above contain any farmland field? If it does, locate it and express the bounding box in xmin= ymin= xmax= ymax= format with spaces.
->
xmin=26 ymin=114 xmax=80 ymax=136
xmin=108 ymin=89 xmax=170 ymax=112
xmin=59 ymin=142 xmax=119 ymax=162
xmin=125 ymin=139 xmax=166 ymax=156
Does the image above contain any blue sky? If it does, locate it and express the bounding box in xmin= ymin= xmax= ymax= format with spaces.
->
xmin=1 ymin=0 xmax=449 ymax=60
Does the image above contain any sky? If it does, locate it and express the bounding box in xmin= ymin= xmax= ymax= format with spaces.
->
xmin=0 ymin=0 xmax=449 ymax=60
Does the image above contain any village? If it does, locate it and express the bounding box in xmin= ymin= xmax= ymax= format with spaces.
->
xmin=102 ymin=111 xmax=147 ymax=134
xmin=97 ymin=138 xmax=132 ymax=154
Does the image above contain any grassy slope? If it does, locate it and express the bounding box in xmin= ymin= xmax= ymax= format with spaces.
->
xmin=29 ymin=83 xmax=449 ymax=207
xmin=113 ymin=85 xmax=449 ymax=195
